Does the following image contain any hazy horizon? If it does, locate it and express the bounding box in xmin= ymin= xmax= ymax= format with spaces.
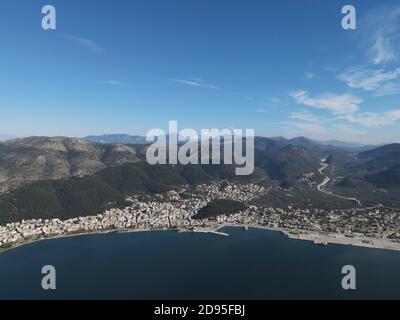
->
xmin=0 ymin=132 xmax=396 ymax=146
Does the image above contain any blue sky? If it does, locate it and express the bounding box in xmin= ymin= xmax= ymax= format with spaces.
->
xmin=1 ymin=0 xmax=400 ymax=144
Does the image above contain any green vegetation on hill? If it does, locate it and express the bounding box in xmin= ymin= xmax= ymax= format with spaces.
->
xmin=255 ymin=145 xmax=320 ymax=184
xmin=366 ymin=165 xmax=400 ymax=189
xmin=358 ymin=143 xmax=400 ymax=160
xmin=0 ymin=175 xmax=125 ymax=224
xmin=336 ymin=177 xmax=357 ymax=188
xmin=0 ymin=162 xmax=250 ymax=224
xmin=194 ymin=199 xmax=247 ymax=219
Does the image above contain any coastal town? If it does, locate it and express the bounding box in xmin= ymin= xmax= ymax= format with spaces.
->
xmin=1 ymin=181 xmax=400 ymax=252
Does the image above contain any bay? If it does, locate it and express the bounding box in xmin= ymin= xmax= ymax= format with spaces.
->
xmin=0 ymin=227 xmax=399 ymax=300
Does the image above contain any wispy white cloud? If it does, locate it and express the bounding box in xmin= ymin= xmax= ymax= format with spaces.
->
xmin=256 ymin=108 xmax=269 ymax=114
xmin=333 ymin=124 xmax=366 ymax=136
xmin=64 ymin=35 xmax=105 ymax=54
xmin=290 ymin=89 xmax=400 ymax=128
xmin=282 ymin=121 xmax=340 ymax=142
xmin=338 ymin=109 xmax=400 ymax=127
xmin=283 ymin=121 xmax=326 ymax=137
xmin=267 ymin=97 xmax=282 ymax=104
xmin=97 ymin=80 xmax=130 ymax=87
xmin=171 ymin=78 xmax=219 ymax=90
xmin=282 ymin=121 xmax=366 ymax=142
xmin=374 ymin=82 xmax=400 ymax=97
xmin=256 ymin=97 xmax=286 ymax=109
xmin=338 ymin=66 xmax=400 ymax=91
xmin=372 ymin=37 xmax=395 ymax=65
xmin=290 ymin=111 xmax=321 ymax=123
xmin=361 ymin=6 xmax=400 ymax=65
xmin=305 ymin=72 xmax=316 ymax=79
xmin=290 ymin=90 xmax=362 ymax=114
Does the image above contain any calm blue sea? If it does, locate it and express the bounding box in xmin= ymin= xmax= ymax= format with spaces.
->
xmin=0 ymin=227 xmax=399 ymax=299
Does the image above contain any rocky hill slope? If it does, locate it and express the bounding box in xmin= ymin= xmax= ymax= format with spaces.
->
xmin=0 ymin=137 xmax=140 ymax=191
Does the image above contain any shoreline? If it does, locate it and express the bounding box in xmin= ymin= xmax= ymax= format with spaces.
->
xmin=0 ymin=228 xmax=162 ymax=255
xmin=241 ymin=225 xmax=400 ymax=252
xmin=1 ymin=224 xmax=400 ymax=255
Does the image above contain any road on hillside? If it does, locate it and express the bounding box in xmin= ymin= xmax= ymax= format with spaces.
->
xmin=317 ymin=158 xmax=361 ymax=206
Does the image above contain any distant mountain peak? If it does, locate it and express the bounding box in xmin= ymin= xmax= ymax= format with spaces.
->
xmin=83 ymin=134 xmax=147 ymax=145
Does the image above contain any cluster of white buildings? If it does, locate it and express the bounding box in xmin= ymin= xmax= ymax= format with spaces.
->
xmin=0 ymin=182 xmax=266 ymax=249
xmin=1 ymin=181 xmax=400 ymax=250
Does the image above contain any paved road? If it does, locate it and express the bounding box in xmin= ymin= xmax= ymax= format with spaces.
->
xmin=317 ymin=158 xmax=361 ymax=206
xmin=317 ymin=162 xmax=330 ymax=191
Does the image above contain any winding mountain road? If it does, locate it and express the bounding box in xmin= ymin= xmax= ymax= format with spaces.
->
xmin=317 ymin=158 xmax=361 ymax=206
xmin=317 ymin=160 xmax=330 ymax=192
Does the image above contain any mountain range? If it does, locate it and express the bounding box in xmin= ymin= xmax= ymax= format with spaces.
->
xmin=0 ymin=137 xmax=141 ymax=191
xmin=84 ymin=134 xmax=147 ymax=145
xmin=0 ymin=135 xmax=399 ymax=224
xmin=83 ymin=134 xmax=376 ymax=150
